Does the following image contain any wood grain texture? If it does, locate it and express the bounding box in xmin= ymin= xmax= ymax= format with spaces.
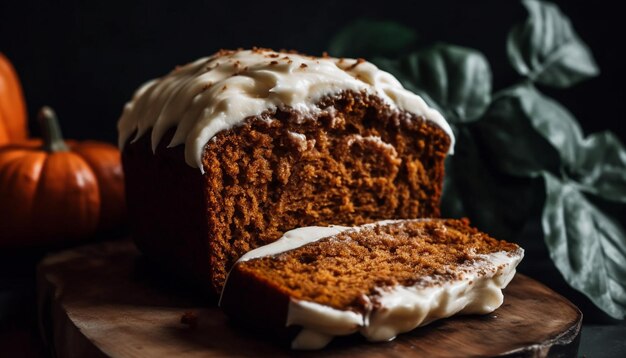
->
xmin=37 ymin=239 xmax=582 ymax=357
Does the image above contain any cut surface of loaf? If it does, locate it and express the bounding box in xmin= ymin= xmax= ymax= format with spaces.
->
xmin=220 ymin=219 xmax=524 ymax=349
xmin=119 ymin=49 xmax=454 ymax=293
xmin=202 ymin=91 xmax=451 ymax=291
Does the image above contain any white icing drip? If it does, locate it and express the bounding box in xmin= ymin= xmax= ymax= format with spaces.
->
xmin=236 ymin=225 xmax=350 ymax=263
xmin=220 ymin=219 xmax=523 ymax=350
xmin=287 ymin=300 xmax=364 ymax=335
xmin=289 ymin=249 xmax=523 ymax=349
xmin=361 ymin=250 xmax=521 ymax=343
xmin=118 ymin=49 xmax=455 ymax=171
xmin=287 ymin=131 xmax=307 ymax=143
xmin=346 ymin=134 xmax=398 ymax=157
xmin=286 ymin=131 xmax=309 ymax=152
xmin=234 ymin=219 xmax=400 ymax=263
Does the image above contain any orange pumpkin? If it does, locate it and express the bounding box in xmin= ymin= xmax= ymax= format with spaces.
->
xmin=0 ymin=107 xmax=125 ymax=246
xmin=0 ymin=53 xmax=28 ymax=144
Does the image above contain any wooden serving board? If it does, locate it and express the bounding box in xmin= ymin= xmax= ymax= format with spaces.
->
xmin=37 ymin=239 xmax=582 ymax=357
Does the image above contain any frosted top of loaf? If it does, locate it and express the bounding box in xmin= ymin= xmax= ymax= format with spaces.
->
xmin=118 ymin=48 xmax=454 ymax=170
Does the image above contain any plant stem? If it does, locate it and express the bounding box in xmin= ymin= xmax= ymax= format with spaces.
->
xmin=38 ymin=106 xmax=69 ymax=152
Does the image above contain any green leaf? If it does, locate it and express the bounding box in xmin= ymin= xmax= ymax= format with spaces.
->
xmin=507 ymin=0 xmax=599 ymax=87
xmin=574 ymin=132 xmax=626 ymax=203
xmin=542 ymin=172 xmax=626 ymax=319
xmin=328 ymin=19 xmax=417 ymax=59
xmin=481 ymin=84 xmax=626 ymax=202
xmin=375 ymin=44 xmax=492 ymax=122
xmin=478 ymin=84 xmax=583 ymax=176
xmin=441 ymin=126 xmax=539 ymax=240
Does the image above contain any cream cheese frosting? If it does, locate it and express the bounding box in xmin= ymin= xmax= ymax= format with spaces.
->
xmin=220 ymin=220 xmax=523 ymax=350
xmin=118 ymin=49 xmax=455 ymax=171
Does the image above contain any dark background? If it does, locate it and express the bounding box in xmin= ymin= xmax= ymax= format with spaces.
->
xmin=0 ymin=0 xmax=624 ymax=145
xmin=1 ymin=0 xmax=625 ymax=356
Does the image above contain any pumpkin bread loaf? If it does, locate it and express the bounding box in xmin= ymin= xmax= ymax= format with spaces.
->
xmin=118 ymin=49 xmax=454 ymax=293
xmin=220 ymin=219 xmax=524 ymax=349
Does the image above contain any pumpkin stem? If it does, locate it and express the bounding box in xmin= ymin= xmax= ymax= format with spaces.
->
xmin=38 ymin=106 xmax=69 ymax=152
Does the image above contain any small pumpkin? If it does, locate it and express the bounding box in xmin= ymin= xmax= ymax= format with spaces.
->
xmin=0 ymin=107 xmax=125 ymax=246
xmin=0 ymin=53 xmax=28 ymax=144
